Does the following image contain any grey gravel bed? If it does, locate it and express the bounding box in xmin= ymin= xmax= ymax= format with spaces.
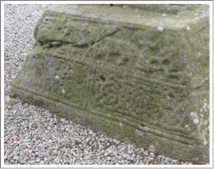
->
xmin=4 ymin=4 xmax=193 ymax=165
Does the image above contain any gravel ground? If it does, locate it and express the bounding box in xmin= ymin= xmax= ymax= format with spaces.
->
xmin=4 ymin=4 xmax=193 ymax=165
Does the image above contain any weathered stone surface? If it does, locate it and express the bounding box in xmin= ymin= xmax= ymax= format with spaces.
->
xmin=10 ymin=4 xmax=209 ymax=164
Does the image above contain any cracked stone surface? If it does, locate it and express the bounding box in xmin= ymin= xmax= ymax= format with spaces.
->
xmin=9 ymin=4 xmax=209 ymax=164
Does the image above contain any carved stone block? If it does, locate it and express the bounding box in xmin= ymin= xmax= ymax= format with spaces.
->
xmin=11 ymin=4 xmax=209 ymax=164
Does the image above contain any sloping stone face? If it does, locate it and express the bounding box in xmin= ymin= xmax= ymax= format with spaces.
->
xmin=10 ymin=4 xmax=209 ymax=164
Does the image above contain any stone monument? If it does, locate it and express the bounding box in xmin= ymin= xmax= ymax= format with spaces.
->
xmin=10 ymin=4 xmax=210 ymax=164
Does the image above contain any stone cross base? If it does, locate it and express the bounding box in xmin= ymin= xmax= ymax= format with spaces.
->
xmin=11 ymin=4 xmax=209 ymax=164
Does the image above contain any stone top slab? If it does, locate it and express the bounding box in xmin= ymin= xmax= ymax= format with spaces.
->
xmin=46 ymin=4 xmax=209 ymax=30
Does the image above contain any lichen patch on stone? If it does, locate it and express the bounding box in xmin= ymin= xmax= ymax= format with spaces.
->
xmin=157 ymin=26 xmax=164 ymax=31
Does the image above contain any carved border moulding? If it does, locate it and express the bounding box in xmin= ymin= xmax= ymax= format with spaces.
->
xmin=11 ymin=4 xmax=210 ymax=164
